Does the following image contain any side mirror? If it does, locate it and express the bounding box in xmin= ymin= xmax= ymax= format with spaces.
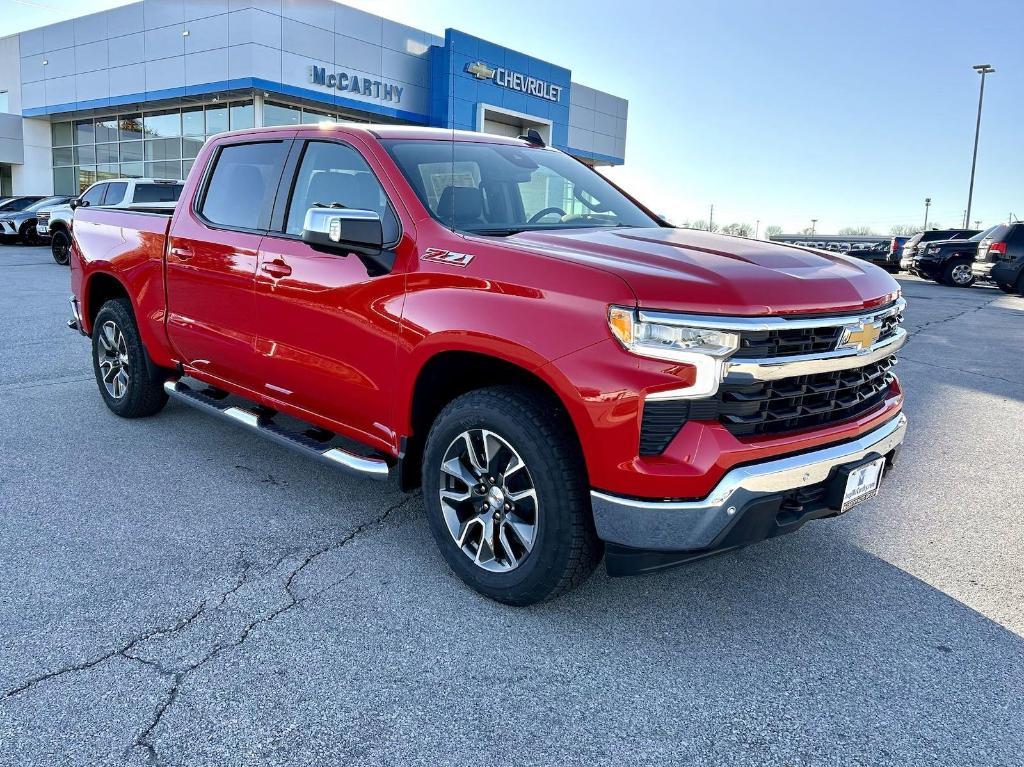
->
xmin=69 ymin=198 xmax=82 ymax=210
xmin=302 ymin=207 xmax=383 ymax=256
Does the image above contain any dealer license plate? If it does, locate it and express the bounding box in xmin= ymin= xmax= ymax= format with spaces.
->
xmin=841 ymin=457 xmax=886 ymax=513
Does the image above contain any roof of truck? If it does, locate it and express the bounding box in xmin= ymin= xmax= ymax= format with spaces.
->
xmin=212 ymin=123 xmax=535 ymax=146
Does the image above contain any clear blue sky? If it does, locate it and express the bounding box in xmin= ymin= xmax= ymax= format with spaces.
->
xmin=3 ymin=0 xmax=1021 ymax=234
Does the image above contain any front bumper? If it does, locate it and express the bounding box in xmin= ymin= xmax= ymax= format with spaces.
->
xmin=592 ymin=412 xmax=906 ymax=564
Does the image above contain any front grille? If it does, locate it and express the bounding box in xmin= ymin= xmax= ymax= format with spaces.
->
xmin=732 ymin=305 xmax=903 ymax=360
xmin=638 ymin=356 xmax=897 ymax=453
xmin=717 ymin=357 xmax=896 ymax=436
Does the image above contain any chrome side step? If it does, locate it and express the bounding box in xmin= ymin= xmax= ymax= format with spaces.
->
xmin=163 ymin=379 xmax=391 ymax=481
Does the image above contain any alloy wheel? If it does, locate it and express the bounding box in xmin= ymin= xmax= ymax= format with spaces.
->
xmin=97 ymin=320 xmax=131 ymax=399
xmin=438 ymin=429 xmax=538 ymax=572
xmin=951 ymin=263 xmax=973 ymax=285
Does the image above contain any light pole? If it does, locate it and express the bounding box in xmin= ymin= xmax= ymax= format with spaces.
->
xmin=966 ymin=64 xmax=995 ymax=229
xmin=923 ymin=197 xmax=931 ymax=230
xmin=810 ymin=219 xmax=817 ymax=236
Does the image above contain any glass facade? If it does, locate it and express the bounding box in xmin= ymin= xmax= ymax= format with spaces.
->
xmin=50 ymin=99 xmax=254 ymax=194
xmin=49 ymin=96 xmax=396 ymax=195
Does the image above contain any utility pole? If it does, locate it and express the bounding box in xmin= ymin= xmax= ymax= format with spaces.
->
xmin=810 ymin=219 xmax=817 ymax=236
xmin=966 ymin=64 xmax=995 ymax=228
xmin=923 ymin=198 xmax=931 ymax=230
xmin=754 ymin=219 xmax=760 ymax=239
xmin=708 ymin=204 xmax=714 ymax=231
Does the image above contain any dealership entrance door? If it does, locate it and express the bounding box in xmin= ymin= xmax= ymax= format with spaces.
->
xmin=477 ymin=104 xmax=552 ymax=144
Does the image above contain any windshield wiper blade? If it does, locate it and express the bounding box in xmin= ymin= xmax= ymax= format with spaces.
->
xmin=463 ymin=227 xmax=530 ymax=236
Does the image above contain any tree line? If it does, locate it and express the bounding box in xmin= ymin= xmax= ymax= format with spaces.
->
xmin=678 ymin=221 xmax=926 ymax=237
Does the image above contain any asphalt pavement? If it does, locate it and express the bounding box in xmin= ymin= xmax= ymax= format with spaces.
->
xmin=1 ymin=244 xmax=1022 ymax=766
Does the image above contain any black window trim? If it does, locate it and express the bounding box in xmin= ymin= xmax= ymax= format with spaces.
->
xmin=192 ymin=137 xmax=295 ymax=237
xmin=265 ymin=136 xmax=403 ymax=251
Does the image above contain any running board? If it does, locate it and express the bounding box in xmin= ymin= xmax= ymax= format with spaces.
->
xmin=163 ymin=379 xmax=391 ymax=481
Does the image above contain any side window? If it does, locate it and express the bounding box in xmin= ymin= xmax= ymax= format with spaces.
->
xmin=104 ymin=182 xmax=128 ymax=206
xmin=133 ymin=184 xmax=183 ymax=204
xmin=80 ymin=184 xmax=106 ymax=207
xmin=284 ymin=141 xmax=399 ymax=243
xmin=199 ymin=141 xmax=289 ymax=230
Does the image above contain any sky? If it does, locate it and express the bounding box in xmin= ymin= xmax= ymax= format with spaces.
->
xmin=2 ymin=0 xmax=1022 ymax=234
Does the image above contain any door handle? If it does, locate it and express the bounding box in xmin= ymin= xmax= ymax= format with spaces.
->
xmin=261 ymin=259 xmax=292 ymax=278
xmin=169 ymin=245 xmax=194 ymax=260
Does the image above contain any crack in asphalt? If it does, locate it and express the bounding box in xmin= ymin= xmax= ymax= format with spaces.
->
xmin=899 ymin=355 xmax=1024 ymax=388
xmin=904 ymin=294 xmax=1001 ymax=340
xmin=1 ymin=492 xmax=420 ymax=767
xmin=129 ymin=492 xmax=418 ymax=766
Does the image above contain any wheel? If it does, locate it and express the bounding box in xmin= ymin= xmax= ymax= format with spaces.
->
xmin=942 ymin=259 xmax=975 ymax=288
xmin=422 ymin=386 xmax=601 ymax=605
xmin=996 ymin=281 xmax=1017 ymax=294
xmin=20 ymin=224 xmax=39 ymax=246
xmin=51 ymin=229 xmax=71 ymax=265
xmin=91 ymin=298 xmax=168 ymax=418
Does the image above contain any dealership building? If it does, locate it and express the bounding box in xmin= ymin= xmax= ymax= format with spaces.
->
xmin=0 ymin=0 xmax=628 ymax=196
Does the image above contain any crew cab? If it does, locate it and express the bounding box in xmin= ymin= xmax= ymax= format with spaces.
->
xmin=40 ymin=177 xmax=183 ymax=265
xmin=973 ymin=223 xmax=1024 ymax=294
xmin=67 ymin=125 xmax=907 ymax=604
xmin=900 ymin=228 xmax=979 ymax=270
xmin=908 ymin=226 xmax=999 ymax=287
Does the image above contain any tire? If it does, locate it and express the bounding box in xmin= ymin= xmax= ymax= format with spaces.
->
xmin=996 ymin=282 xmax=1016 ymax=294
xmin=422 ymin=386 xmax=601 ymax=605
xmin=91 ymin=298 xmax=168 ymax=418
xmin=51 ymin=229 xmax=71 ymax=265
xmin=941 ymin=259 xmax=975 ymax=288
xmin=20 ymin=224 xmax=39 ymax=246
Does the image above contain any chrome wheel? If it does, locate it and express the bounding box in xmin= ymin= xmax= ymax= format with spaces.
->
xmin=97 ymin=320 xmax=131 ymax=399
xmin=951 ymin=263 xmax=973 ymax=285
xmin=438 ymin=429 xmax=538 ymax=572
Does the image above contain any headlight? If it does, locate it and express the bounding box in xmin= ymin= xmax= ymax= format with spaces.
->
xmin=608 ymin=306 xmax=740 ymax=397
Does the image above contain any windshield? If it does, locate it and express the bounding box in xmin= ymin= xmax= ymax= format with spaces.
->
xmin=383 ymin=140 xmax=658 ymax=234
xmin=26 ymin=197 xmax=66 ymax=212
xmin=969 ymin=226 xmax=998 ymax=242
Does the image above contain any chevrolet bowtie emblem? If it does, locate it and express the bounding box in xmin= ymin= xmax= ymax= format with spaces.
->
xmin=465 ymin=61 xmax=496 ymax=80
xmin=842 ymin=321 xmax=882 ymax=351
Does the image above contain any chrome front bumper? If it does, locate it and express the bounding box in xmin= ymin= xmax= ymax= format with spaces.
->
xmin=591 ymin=413 xmax=907 ymax=551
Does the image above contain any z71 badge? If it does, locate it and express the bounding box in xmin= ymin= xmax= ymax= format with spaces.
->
xmin=421 ymin=248 xmax=475 ymax=267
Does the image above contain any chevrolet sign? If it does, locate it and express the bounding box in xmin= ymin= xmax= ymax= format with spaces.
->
xmin=311 ymin=66 xmax=403 ymax=103
xmin=465 ymin=61 xmax=563 ymax=102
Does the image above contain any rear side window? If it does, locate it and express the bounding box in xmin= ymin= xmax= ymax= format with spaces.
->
xmin=1005 ymin=224 xmax=1024 ymax=243
xmin=283 ymin=141 xmax=399 ymax=242
xmin=199 ymin=141 xmax=289 ymax=230
xmin=104 ymin=182 xmax=128 ymax=205
xmin=133 ymin=183 xmax=183 ymax=204
xmin=80 ymin=184 xmax=106 ymax=207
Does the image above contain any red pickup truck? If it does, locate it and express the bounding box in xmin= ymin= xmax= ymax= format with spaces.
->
xmin=68 ymin=124 xmax=907 ymax=605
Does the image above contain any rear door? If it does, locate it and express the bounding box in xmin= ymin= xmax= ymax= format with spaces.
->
xmin=252 ymin=137 xmax=408 ymax=449
xmin=165 ymin=138 xmax=292 ymax=391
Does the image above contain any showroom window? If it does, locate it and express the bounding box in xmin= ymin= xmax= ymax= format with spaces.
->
xmin=50 ymin=100 xmax=256 ymax=194
xmin=262 ymin=100 xmax=371 ymax=128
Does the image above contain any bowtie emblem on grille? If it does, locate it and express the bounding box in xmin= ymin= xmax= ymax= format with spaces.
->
xmin=841 ymin=320 xmax=882 ymax=351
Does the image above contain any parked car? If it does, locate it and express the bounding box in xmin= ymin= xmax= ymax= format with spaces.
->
xmin=67 ymin=124 xmax=907 ymax=604
xmin=0 ymin=195 xmax=45 ymax=215
xmin=888 ymin=236 xmax=909 ymax=271
xmin=900 ymin=229 xmax=980 ymax=270
xmin=846 ymin=241 xmax=900 ymax=272
xmin=908 ymin=226 xmax=1000 ymax=287
xmin=0 ymin=195 xmax=73 ymax=245
xmin=40 ymin=178 xmax=183 ymax=265
xmin=973 ymin=222 xmax=1024 ymax=294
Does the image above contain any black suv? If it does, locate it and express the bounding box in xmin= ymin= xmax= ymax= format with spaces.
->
xmin=900 ymin=228 xmax=980 ymax=270
xmin=973 ymin=223 xmax=1024 ymax=294
xmin=909 ymin=226 xmax=999 ymax=287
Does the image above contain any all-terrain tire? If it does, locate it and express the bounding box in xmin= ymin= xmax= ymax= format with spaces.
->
xmin=91 ymin=298 xmax=168 ymax=418
xmin=422 ymin=385 xmax=602 ymax=605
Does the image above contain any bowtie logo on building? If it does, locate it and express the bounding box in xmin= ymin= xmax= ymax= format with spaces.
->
xmin=465 ymin=61 xmax=496 ymax=80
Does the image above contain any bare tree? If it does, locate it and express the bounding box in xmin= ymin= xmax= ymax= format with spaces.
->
xmin=764 ymin=225 xmax=783 ymax=239
xmin=689 ymin=219 xmax=719 ymax=233
xmin=838 ymin=226 xmax=877 ymax=236
xmin=720 ymin=223 xmax=754 ymax=237
xmin=889 ymin=224 xmax=920 ymax=236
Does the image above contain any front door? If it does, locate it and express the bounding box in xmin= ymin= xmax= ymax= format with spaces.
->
xmin=165 ymin=138 xmax=292 ymax=392
xmin=253 ymin=138 xmax=407 ymax=450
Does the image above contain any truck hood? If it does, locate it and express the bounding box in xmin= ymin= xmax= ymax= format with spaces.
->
xmin=498 ymin=227 xmax=900 ymax=316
